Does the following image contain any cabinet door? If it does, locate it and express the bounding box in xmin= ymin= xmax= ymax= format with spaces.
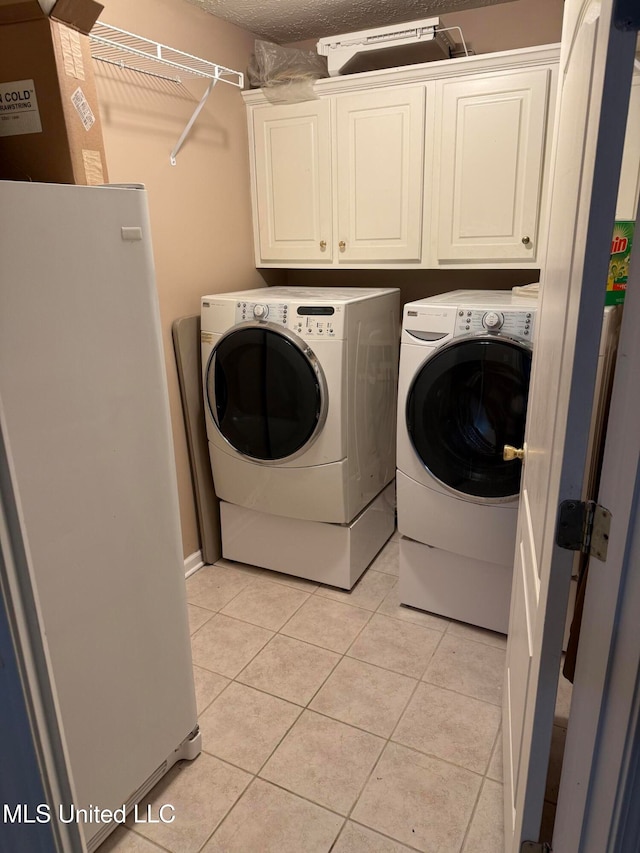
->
xmin=335 ymin=87 xmax=425 ymax=262
xmin=436 ymin=69 xmax=551 ymax=262
xmin=253 ymin=100 xmax=332 ymax=262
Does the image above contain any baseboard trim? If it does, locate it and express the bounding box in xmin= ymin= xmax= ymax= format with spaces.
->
xmin=184 ymin=550 xmax=204 ymax=578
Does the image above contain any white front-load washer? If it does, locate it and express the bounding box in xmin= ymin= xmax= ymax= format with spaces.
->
xmin=396 ymin=290 xmax=537 ymax=631
xmin=201 ymin=286 xmax=399 ymax=587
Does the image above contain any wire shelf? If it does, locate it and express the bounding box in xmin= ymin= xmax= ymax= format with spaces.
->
xmin=89 ymin=22 xmax=244 ymax=165
xmin=89 ymin=22 xmax=244 ymax=88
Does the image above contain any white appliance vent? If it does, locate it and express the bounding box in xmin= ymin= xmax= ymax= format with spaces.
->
xmin=317 ymin=17 xmax=459 ymax=77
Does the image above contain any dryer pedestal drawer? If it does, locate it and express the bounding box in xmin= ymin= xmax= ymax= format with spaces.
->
xmin=210 ymin=445 xmax=350 ymax=523
xmin=219 ymin=482 xmax=395 ymax=589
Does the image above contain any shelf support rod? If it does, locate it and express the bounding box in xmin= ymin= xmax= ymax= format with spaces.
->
xmin=170 ymin=77 xmax=218 ymax=166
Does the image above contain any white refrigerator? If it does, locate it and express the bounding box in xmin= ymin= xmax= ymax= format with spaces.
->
xmin=0 ymin=181 xmax=200 ymax=851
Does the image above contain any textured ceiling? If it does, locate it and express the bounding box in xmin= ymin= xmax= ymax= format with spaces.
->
xmin=186 ymin=0 xmax=512 ymax=44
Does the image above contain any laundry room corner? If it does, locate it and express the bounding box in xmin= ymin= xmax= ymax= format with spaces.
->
xmin=94 ymin=0 xmax=283 ymax=560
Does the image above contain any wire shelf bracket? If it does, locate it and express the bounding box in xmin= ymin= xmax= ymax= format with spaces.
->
xmin=89 ymin=22 xmax=244 ymax=165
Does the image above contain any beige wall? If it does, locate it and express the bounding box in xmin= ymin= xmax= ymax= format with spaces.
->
xmin=440 ymin=0 xmax=564 ymax=54
xmin=97 ymin=0 xmax=274 ymax=559
xmin=285 ymin=269 xmax=541 ymax=310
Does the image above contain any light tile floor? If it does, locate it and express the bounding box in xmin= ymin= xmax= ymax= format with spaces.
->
xmin=99 ymin=533 xmax=568 ymax=853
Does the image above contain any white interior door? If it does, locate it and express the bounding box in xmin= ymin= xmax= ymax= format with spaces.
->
xmin=503 ymin=1 xmax=638 ymax=849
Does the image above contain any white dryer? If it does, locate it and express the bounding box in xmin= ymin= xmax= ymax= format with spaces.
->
xmin=396 ymin=290 xmax=537 ymax=632
xmin=201 ymin=286 xmax=399 ymax=588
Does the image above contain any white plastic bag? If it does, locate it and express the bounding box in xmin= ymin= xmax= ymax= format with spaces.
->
xmin=247 ymin=40 xmax=328 ymax=104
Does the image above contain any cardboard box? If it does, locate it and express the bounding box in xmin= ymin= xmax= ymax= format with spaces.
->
xmin=0 ymin=0 xmax=108 ymax=185
xmin=606 ymin=220 xmax=634 ymax=305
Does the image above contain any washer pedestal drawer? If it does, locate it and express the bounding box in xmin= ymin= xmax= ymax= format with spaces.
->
xmin=399 ymin=535 xmax=512 ymax=634
xmin=396 ymin=469 xmax=519 ymax=566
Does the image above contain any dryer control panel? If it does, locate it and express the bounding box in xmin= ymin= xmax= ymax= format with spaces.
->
xmin=291 ymin=312 xmax=337 ymax=339
xmin=454 ymin=308 xmax=535 ymax=341
xmin=235 ymin=301 xmax=289 ymax=326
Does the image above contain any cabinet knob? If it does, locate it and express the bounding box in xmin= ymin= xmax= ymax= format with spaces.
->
xmin=522 ymin=236 xmax=531 ymax=246
xmin=339 ymin=241 xmax=346 ymax=251
xmin=319 ymin=240 xmax=326 ymax=250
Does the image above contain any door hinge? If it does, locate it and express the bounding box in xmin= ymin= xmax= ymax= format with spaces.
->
xmin=556 ymin=500 xmax=612 ymax=562
xmin=521 ymin=843 xmax=552 ymax=853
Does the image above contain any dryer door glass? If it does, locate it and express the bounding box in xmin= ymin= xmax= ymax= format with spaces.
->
xmin=407 ymin=338 xmax=532 ymax=499
xmin=207 ymin=326 xmax=323 ymax=461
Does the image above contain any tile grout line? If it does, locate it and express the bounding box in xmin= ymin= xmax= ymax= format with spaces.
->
xmin=194 ymin=608 xmax=502 ymax=730
xmin=191 ymin=617 xmax=275 ymax=680
xmin=227 ymin=589 xmax=382 ymax=776
xmin=193 ymin=775 xmax=260 ymax=853
xmin=279 ymin=598 xmax=376 ymax=655
xmin=187 ymin=561 xmax=310 ymax=623
xmin=218 ymin=582 xmax=314 ymax=633
xmin=342 ymin=818 xmax=427 ymax=853
xmin=447 ymin=652 xmax=506 ymax=852
xmin=189 ymin=570 xmax=481 ymax=643
xmin=443 ymin=621 xmax=508 ymax=650
xmin=486 ymin=724 xmax=503 ymax=782
xmin=188 ymin=610 xmax=217 ymax=640
xmin=191 ymin=586 xmax=382 ymax=849
xmin=417 ymin=675 xmax=503 ymax=708
xmin=198 ymin=692 xmax=493 ymax=789
xmin=418 ymin=631 xmax=506 ymax=707
xmin=213 ymin=559 xmax=324 ymax=595
xmin=194 ymin=672 xmax=234 ymax=717
xmin=458 ymin=776 xmax=489 ymax=853
xmin=187 ymin=543 xmax=506 ymax=852
xmin=187 ymin=607 xmax=215 ymax=637
xmin=327 ymin=822 xmax=348 ymax=852
xmin=336 ymin=627 xmax=450 ymax=846
xmin=197 ymin=585 xmax=503 ymax=732
xmin=126 ymin=825 xmax=174 ymax=852
xmin=335 ymin=597 xmax=502 ymax=846
xmin=190 ymin=572 xmax=314 ymax=635
xmin=191 ymin=558 xmax=422 ymax=849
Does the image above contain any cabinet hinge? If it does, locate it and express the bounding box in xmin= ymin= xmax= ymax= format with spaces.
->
xmin=555 ymin=500 xmax=612 ymax=562
xmin=521 ymin=843 xmax=552 ymax=853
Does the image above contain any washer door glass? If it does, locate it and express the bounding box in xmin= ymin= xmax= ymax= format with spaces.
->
xmin=206 ymin=326 xmax=323 ymax=461
xmin=407 ymin=337 xmax=532 ymax=499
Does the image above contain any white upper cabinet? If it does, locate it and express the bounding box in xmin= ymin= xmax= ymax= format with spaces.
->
xmin=252 ymin=100 xmax=332 ymax=262
xmin=335 ymin=87 xmax=425 ymax=262
xmin=250 ymin=87 xmax=425 ymax=265
xmin=435 ymin=68 xmax=551 ymax=263
xmin=244 ymin=45 xmax=561 ymax=268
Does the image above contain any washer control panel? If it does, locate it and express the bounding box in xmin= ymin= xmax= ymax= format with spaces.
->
xmin=454 ymin=308 xmax=535 ymax=341
xmin=234 ymin=301 xmax=342 ymax=338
